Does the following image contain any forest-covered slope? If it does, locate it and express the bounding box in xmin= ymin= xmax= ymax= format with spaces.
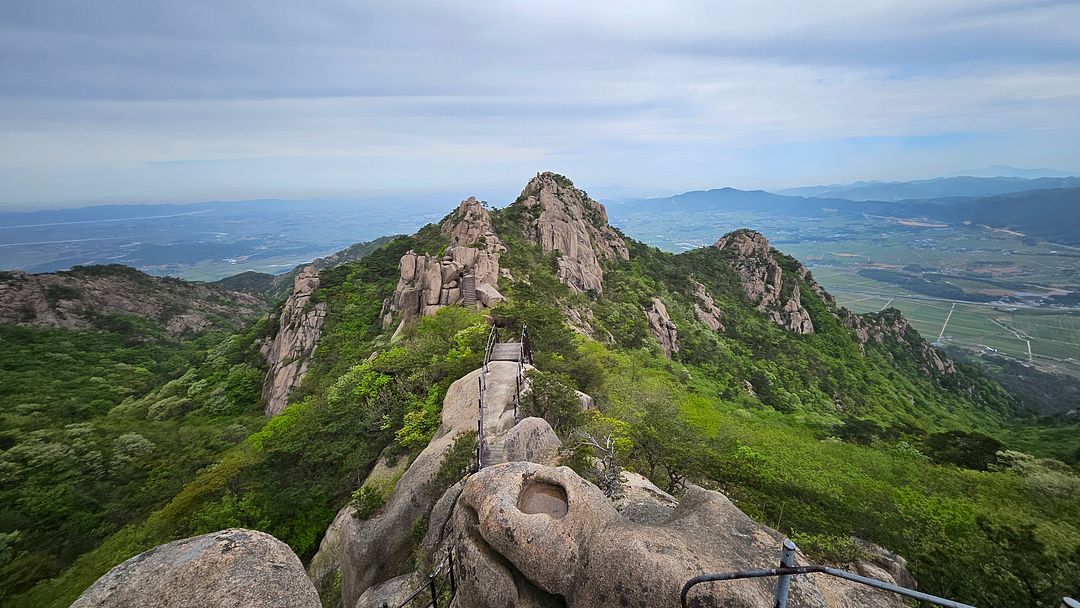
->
xmin=5 ymin=174 xmax=1078 ymax=608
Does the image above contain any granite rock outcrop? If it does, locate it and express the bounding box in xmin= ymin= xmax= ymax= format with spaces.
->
xmin=71 ymin=529 xmax=319 ymax=608
xmin=386 ymin=198 xmax=505 ymax=327
xmin=644 ymin=296 xmax=680 ymax=358
xmin=514 ymin=172 xmax=629 ymax=293
xmin=261 ymin=266 xmax=326 ymax=416
xmin=840 ymin=307 xmax=957 ymax=375
xmin=714 ymin=230 xmax=815 ymax=334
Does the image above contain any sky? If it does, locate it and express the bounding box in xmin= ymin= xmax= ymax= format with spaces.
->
xmin=1 ymin=0 xmax=1079 ymax=209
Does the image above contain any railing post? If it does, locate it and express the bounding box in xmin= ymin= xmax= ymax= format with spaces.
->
xmin=448 ymin=547 xmax=456 ymax=597
xmin=774 ymin=539 xmax=797 ymax=608
xmin=429 ymin=575 xmax=438 ymax=608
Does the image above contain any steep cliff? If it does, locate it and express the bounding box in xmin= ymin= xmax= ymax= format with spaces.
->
xmin=512 ymin=172 xmax=629 ymax=293
xmin=713 ymin=229 xmax=816 ymax=334
xmin=261 ymin=266 xmax=326 ymax=416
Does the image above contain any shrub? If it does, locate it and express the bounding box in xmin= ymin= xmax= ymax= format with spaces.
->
xmin=790 ymin=533 xmax=870 ymax=564
xmin=350 ymin=479 xmax=394 ymax=520
xmin=521 ymin=370 xmax=584 ymax=434
xmin=430 ymin=431 xmax=477 ymax=496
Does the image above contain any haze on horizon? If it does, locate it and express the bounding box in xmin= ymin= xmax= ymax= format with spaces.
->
xmin=1 ymin=0 xmax=1079 ymax=209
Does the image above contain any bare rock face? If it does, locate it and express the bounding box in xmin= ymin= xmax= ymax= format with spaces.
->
xmin=613 ymin=471 xmax=678 ymax=525
xmin=714 ymin=230 xmax=815 ymax=334
xmin=449 ymin=462 xmax=906 ymax=608
xmin=0 ymin=265 xmax=262 ymax=335
xmin=71 ymin=528 xmax=319 ymax=608
xmin=387 ymin=198 xmax=504 ymax=326
xmin=840 ymin=308 xmax=957 ymax=375
xmin=515 ymin=172 xmax=629 ymax=293
xmin=441 ymin=196 xmax=502 ymax=251
xmin=261 ymin=267 xmax=326 ymax=416
xmin=691 ymin=279 xmax=725 ymax=332
xmin=644 ymin=297 xmax=680 ymax=358
xmin=503 ymin=416 xmax=563 ymax=466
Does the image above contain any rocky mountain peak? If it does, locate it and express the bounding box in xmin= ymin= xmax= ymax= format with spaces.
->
xmin=713 ymin=228 xmax=772 ymax=259
xmin=514 ymin=172 xmax=629 ymax=293
xmin=713 ymin=229 xmax=816 ymax=334
xmin=441 ymin=196 xmax=502 ymax=251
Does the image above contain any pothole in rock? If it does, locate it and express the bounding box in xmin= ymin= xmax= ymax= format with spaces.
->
xmin=518 ymin=481 xmax=568 ymax=518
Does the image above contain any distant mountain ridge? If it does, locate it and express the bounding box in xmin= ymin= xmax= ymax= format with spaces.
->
xmin=776 ymin=175 xmax=1080 ymax=201
xmin=609 ymin=185 xmax=1080 ymax=245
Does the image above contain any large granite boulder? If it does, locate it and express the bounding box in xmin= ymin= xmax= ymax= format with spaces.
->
xmin=72 ymin=529 xmax=319 ymax=608
xmin=502 ymin=416 xmax=563 ymax=465
xmin=447 ymin=462 xmax=906 ymax=608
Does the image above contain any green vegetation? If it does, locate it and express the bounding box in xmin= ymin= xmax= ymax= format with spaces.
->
xmin=7 ymin=203 xmax=1078 ymax=608
xmin=0 ymin=319 xmax=269 ymax=602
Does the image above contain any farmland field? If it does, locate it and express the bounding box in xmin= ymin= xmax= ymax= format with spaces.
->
xmin=609 ymin=209 xmax=1080 ymax=378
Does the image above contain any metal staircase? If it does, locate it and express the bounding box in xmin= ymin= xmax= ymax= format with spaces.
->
xmin=460 ymin=273 xmax=477 ymax=307
xmin=489 ymin=342 xmax=522 ymax=362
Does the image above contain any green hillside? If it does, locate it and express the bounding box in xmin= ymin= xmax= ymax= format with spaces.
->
xmin=5 ymin=179 xmax=1078 ymax=608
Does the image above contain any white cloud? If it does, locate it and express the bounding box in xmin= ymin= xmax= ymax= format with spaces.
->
xmin=0 ymin=0 xmax=1078 ymax=205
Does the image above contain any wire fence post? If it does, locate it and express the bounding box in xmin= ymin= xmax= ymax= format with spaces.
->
xmin=774 ymin=539 xmax=797 ymax=608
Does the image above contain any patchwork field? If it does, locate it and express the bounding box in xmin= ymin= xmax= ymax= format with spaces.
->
xmin=610 ymin=209 xmax=1080 ymax=378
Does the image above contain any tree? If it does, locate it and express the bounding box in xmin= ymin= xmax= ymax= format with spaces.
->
xmin=521 ymin=371 xmax=584 ymax=433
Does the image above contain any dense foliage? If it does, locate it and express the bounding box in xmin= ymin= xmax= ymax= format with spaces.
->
xmin=0 ymin=318 xmax=269 ymax=601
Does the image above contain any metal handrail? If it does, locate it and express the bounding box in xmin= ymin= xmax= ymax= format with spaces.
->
xmin=385 ymin=547 xmax=456 ymax=608
xmin=477 ymin=324 xmax=498 ymax=469
xmin=681 ymin=539 xmax=976 ymax=608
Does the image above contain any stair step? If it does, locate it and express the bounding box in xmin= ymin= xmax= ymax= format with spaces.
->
xmin=461 ymin=274 xmax=477 ymax=307
xmin=485 ymin=442 xmax=506 ymax=465
xmin=489 ymin=343 xmax=522 ymax=362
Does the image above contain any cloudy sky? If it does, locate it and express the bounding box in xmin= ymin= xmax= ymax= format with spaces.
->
xmin=1 ymin=0 xmax=1079 ymax=208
